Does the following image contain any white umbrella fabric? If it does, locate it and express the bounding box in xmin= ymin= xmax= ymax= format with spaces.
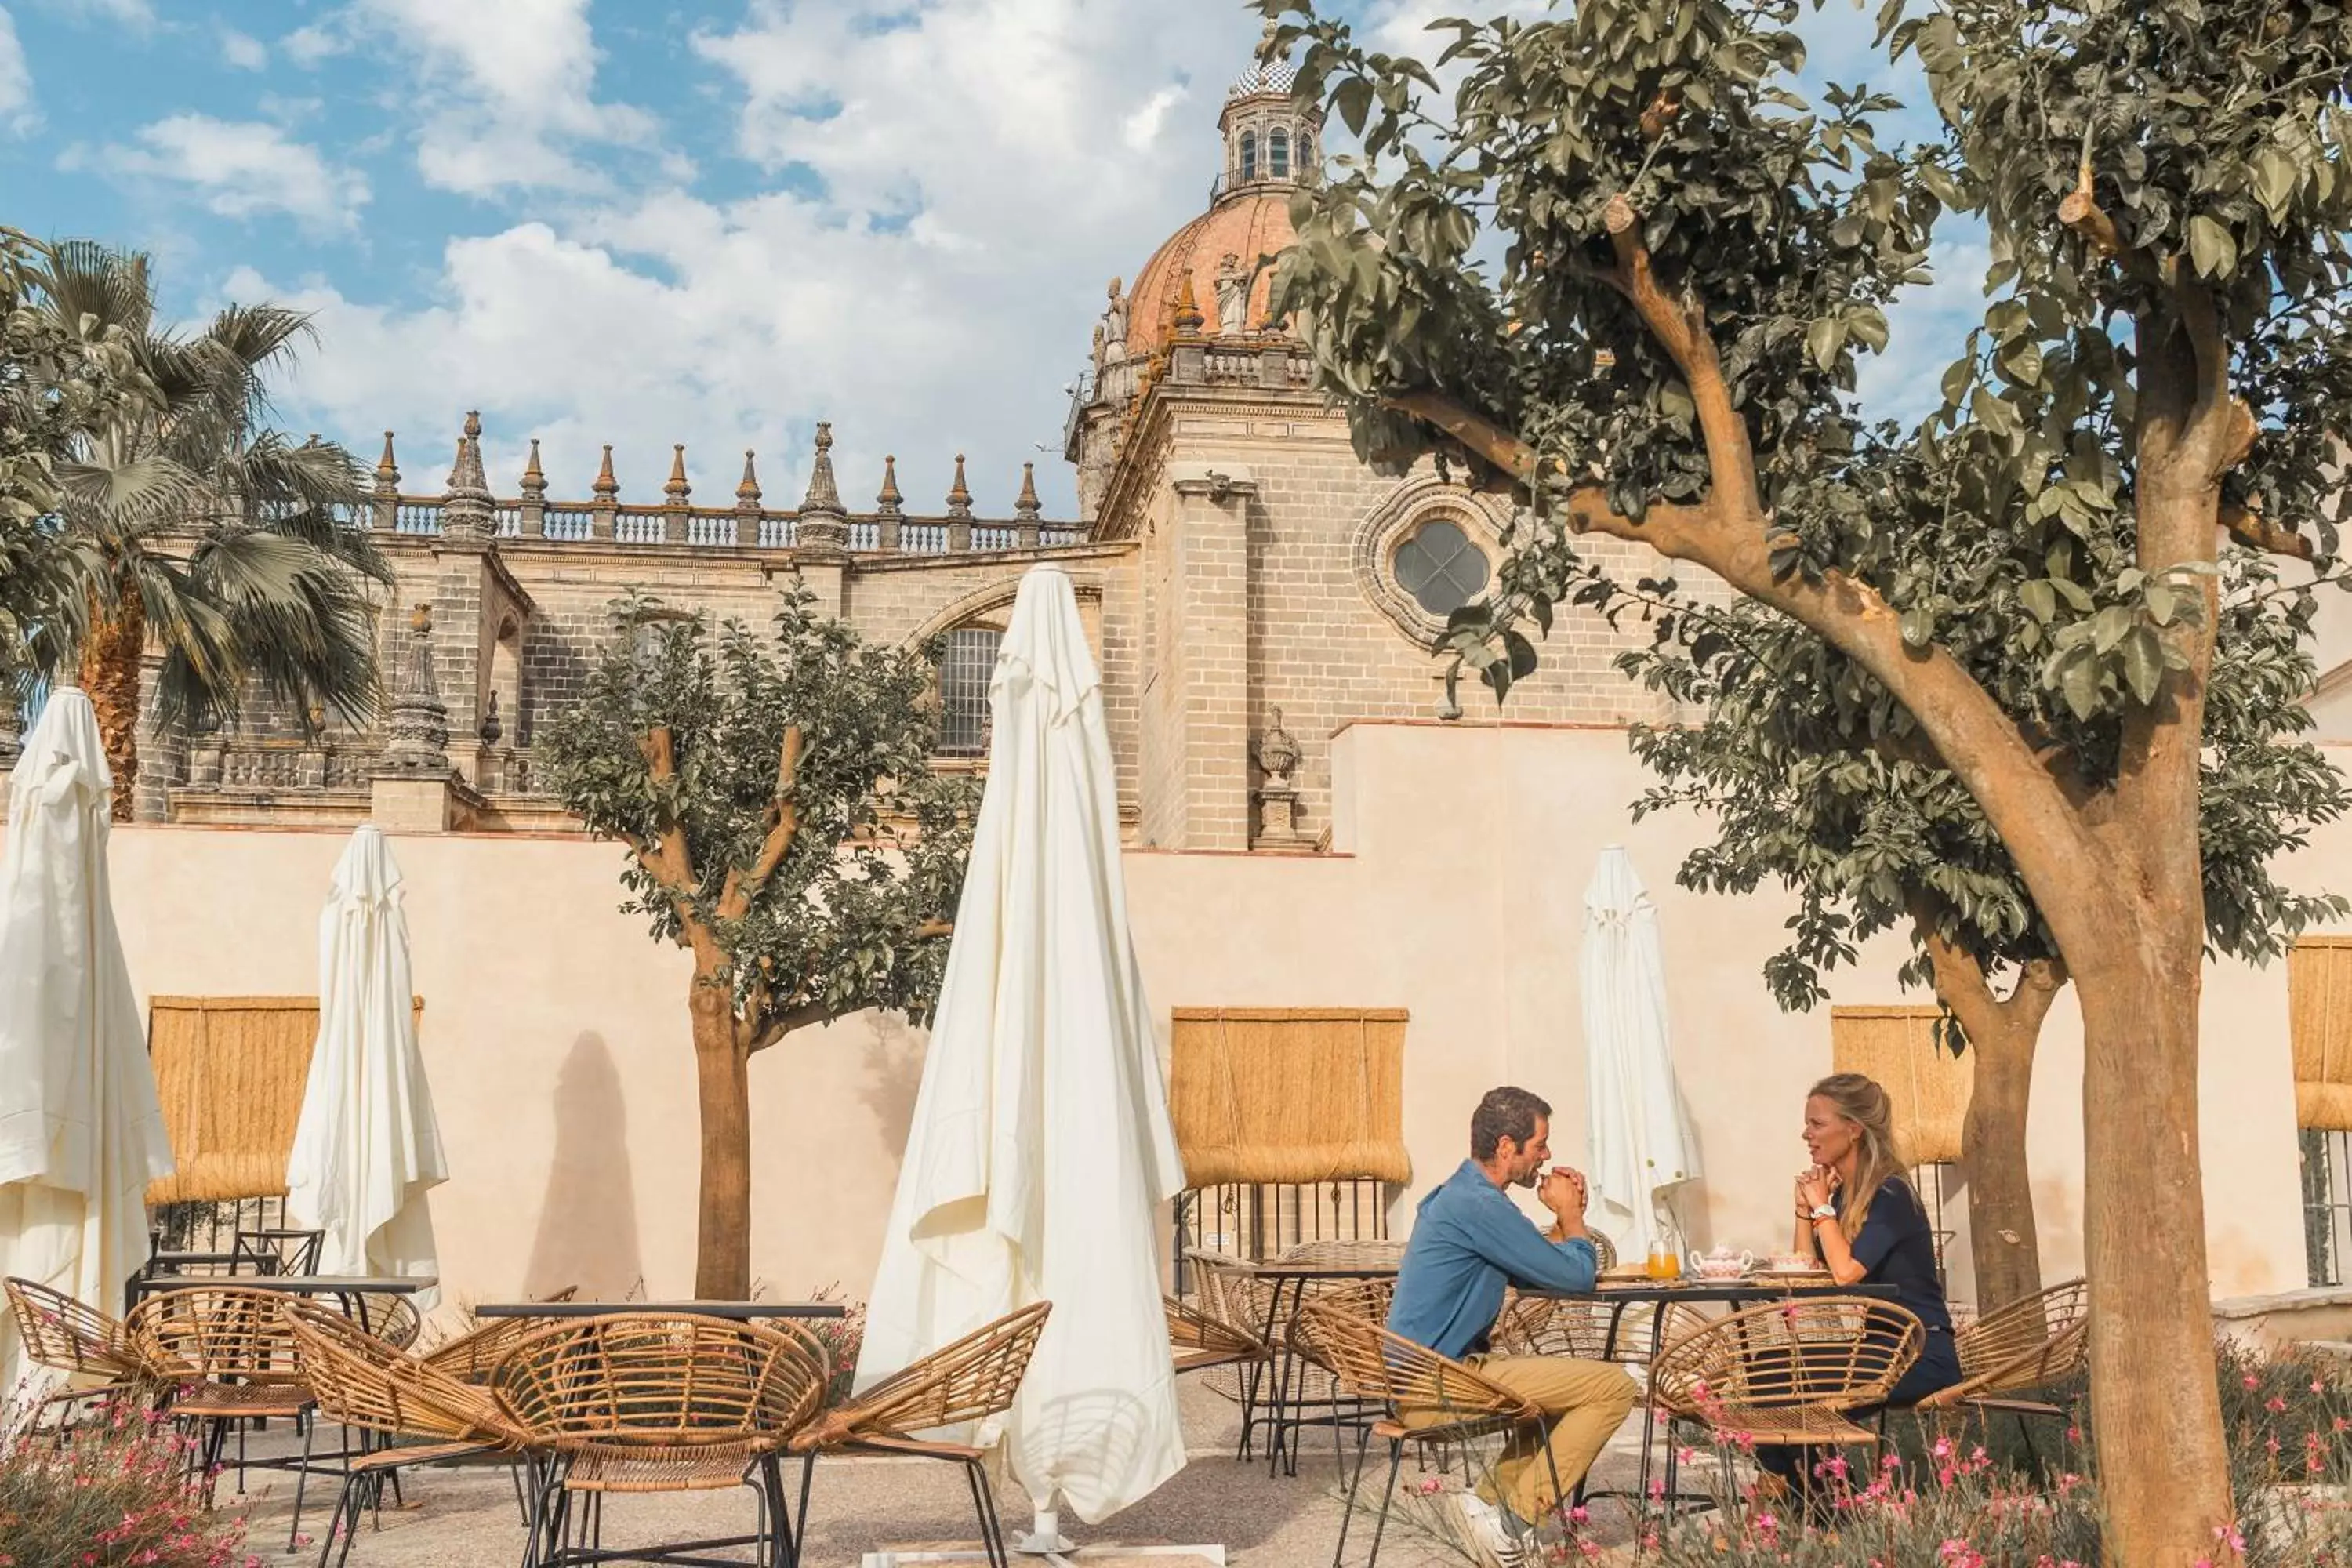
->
xmin=285 ymin=823 xmax=447 ymax=1309
xmin=0 ymin=688 xmax=174 ymax=1389
xmin=858 ymin=563 xmax=1189 ymax=1526
xmin=1581 ymin=845 xmax=1701 ymax=1261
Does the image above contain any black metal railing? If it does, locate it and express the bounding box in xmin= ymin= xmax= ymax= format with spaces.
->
xmin=1171 ymin=1178 xmax=1392 ymax=1294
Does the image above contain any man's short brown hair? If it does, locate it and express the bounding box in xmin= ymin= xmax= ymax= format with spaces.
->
xmin=1471 ymin=1086 xmax=1552 ymax=1161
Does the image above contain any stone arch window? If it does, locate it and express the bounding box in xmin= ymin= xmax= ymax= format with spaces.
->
xmin=1239 ymin=129 xmax=1258 ymax=181
xmin=1352 ymin=479 xmax=1505 ymax=647
xmin=936 ymin=625 xmax=1003 ymax=758
xmin=1392 ymin=517 xmax=1490 ymax=617
xmin=1269 ymin=128 xmax=1290 ymax=179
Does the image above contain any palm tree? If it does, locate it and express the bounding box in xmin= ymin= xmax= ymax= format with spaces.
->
xmin=29 ymin=241 xmax=391 ymax=818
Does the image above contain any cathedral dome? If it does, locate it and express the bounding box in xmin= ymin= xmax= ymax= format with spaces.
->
xmin=1118 ymin=46 xmax=1321 ymax=361
xmin=1123 ymin=194 xmax=1298 ymax=359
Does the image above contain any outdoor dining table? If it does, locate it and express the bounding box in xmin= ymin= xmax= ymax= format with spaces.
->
xmin=1524 ymin=1276 xmax=1905 ymax=1515
xmin=1231 ymin=1247 xmax=1405 ymax=1478
xmin=472 ymin=1300 xmax=848 ymax=1319
xmin=124 ymin=1271 xmax=437 ymax=1337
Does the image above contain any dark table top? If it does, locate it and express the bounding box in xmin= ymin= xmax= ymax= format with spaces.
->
xmin=1527 ymin=1278 xmax=1903 ymax=1304
xmin=128 ymin=1273 xmax=434 ymax=1297
xmin=472 ymin=1301 xmax=848 ymax=1320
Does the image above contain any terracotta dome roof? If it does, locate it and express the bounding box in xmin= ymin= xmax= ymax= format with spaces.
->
xmin=1123 ymin=190 xmax=1297 ymax=361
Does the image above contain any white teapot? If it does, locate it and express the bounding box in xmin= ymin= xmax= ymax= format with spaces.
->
xmin=1685 ymin=1245 xmax=1755 ymax=1281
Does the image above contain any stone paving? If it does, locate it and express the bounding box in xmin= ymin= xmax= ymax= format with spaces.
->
xmin=204 ymin=1378 xmax=1675 ymax=1568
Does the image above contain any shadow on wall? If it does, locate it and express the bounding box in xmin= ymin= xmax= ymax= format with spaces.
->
xmin=862 ymin=1014 xmax=927 ymax=1161
xmin=525 ymin=1032 xmax=644 ymax=1300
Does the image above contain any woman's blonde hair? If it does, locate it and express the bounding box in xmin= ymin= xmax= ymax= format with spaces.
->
xmin=1809 ymin=1072 xmax=1913 ymax=1241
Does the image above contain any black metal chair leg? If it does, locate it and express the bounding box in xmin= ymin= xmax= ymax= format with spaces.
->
xmin=287 ymin=1410 xmax=318 ymax=1552
xmin=318 ymin=1475 xmax=356 ymax=1568
xmin=1331 ymin=1421 xmax=1373 ymax=1568
xmin=1363 ymin=1441 xmax=1403 ymax=1568
xmin=796 ymin=1452 xmax=818 ymax=1562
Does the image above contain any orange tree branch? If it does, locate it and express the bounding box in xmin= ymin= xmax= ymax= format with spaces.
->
xmin=718 ymin=724 xmax=805 ymax=922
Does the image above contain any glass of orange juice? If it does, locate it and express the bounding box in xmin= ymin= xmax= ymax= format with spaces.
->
xmin=1646 ymin=1237 xmax=1679 ymax=1281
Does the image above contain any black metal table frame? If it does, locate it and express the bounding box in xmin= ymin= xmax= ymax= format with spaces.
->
xmin=1525 ymin=1279 xmax=1904 ymax=1523
xmin=1249 ymin=1264 xmax=1399 ymax=1479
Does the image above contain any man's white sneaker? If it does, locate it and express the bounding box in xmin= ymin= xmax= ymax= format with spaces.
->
xmin=1447 ymin=1490 xmax=1533 ymax=1568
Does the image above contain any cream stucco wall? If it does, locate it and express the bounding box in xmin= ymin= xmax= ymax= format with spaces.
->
xmin=24 ymin=720 xmax=2332 ymax=1327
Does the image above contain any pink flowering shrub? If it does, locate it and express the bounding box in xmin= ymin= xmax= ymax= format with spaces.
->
xmin=0 ymin=1397 xmax=257 ymax=1568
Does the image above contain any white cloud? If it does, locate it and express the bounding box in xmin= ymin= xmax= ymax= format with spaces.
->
xmin=235 ymin=0 xmax=1269 ymax=521
xmin=331 ymin=0 xmax=658 ymax=195
xmin=91 ymin=114 xmax=370 ymax=230
xmin=279 ymin=19 xmax=348 ymax=67
xmin=220 ymin=27 xmax=267 ymax=71
xmin=0 ymin=7 xmax=32 ymax=133
xmin=56 ymin=0 xmax=151 ymax=26
xmin=1855 ymin=231 xmax=1995 ymax=426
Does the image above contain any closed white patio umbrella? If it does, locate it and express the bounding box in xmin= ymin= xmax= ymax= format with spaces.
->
xmin=1581 ymin=846 xmax=1701 ymax=1261
xmin=284 ymin=823 xmax=447 ymax=1308
xmin=858 ymin=563 xmax=1188 ymax=1530
xmin=0 ymin=688 xmax=174 ymax=1388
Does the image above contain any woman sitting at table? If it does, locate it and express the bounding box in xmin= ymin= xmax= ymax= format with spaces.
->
xmin=1755 ymin=1072 xmax=1961 ymax=1496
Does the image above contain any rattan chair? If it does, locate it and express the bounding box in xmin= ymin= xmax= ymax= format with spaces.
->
xmin=125 ymin=1284 xmax=325 ymax=1550
xmin=416 ymin=1288 xmax=583 ymax=1385
xmin=354 ymin=1294 xmax=422 ymax=1352
xmin=4 ymin=1277 xmax=159 ymax=1424
xmin=789 ymin=1302 xmax=1051 ymax=1568
xmin=1301 ymin=1290 xmax=1552 ymax=1568
xmin=1166 ymin=1294 xmax=1265 ymax=1374
xmin=1185 ymin=1252 xmax=1281 ymax=1457
xmin=1912 ymin=1279 xmax=2087 ymax=1457
xmin=282 ymin=1301 xmax=528 ymax=1568
xmin=1647 ymin=1298 xmax=1922 ymax=1502
xmin=492 ymin=1312 xmax=829 ymax=1568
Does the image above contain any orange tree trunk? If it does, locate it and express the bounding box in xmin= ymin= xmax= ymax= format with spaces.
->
xmin=690 ymin=964 xmax=753 ymax=1300
xmin=78 ymin=580 xmax=147 ymax=822
xmin=2075 ymin=921 xmax=2232 ymax=1563
xmin=1959 ymin=1019 xmax=2043 ymax=1311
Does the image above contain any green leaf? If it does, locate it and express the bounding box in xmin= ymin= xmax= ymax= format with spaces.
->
xmin=2091 ymin=604 xmax=2133 ymax=654
xmin=2060 ymin=653 xmax=2100 ymax=720
xmin=2018 ymin=579 xmax=2056 ymax=622
xmin=1847 ymin=306 xmax=1890 ymax=354
xmin=2122 ymin=627 xmax=2163 ymax=705
xmin=2187 ymin=214 xmax=2238 ymax=279
xmin=1806 ymin=316 xmax=1846 ymax=373
xmin=1334 ymin=78 xmax=1374 ymax=138
xmin=1899 ymin=605 xmax=1933 ymax=648
xmin=2252 ymin=148 xmax=2298 ymax=223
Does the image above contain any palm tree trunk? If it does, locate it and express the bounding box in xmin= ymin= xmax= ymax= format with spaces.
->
xmin=79 ymin=580 xmax=147 ymax=822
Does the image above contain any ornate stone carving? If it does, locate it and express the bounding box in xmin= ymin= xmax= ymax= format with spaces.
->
xmin=1352 ymin=476 xmax=1504 ymax=648
xmin=441 ymin=411 xmax=496 ymax=546
xmin=379 ymin=603 xmax=452 ymax=771
xmin=1253 ymin=706 xmax=1309 ymax=848
xmin=1214 ymin=252 xmax=1250 ymax=336
xmin=1101 ymin=276 xmax=1128 ymax=354
xmin=479 ymin=689 xmax=503 ymax=745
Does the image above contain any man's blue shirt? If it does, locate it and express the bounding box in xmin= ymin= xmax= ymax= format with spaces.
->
xmin=1385 ymin=1160 xmax=1599 ymax=1359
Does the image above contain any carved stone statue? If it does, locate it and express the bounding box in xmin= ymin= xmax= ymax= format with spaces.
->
xmin=1214 ymin=252 xmax=1250 ymax=336
xmin=1101 ymin=277 xmax=1128 ymax=354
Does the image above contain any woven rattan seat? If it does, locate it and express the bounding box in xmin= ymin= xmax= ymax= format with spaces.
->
xmin=283 ymin=1302 xmax=528 ymax=1568
xmin=492 ymin=1312 xmax=828 ymax=1568
xmin=126 ymin=1284 xmax=326 ymax=1552
xmin=5 ymin=1276 xmax=158 ymax=1422
xmin=791 ymin=1302 xmax=1051 ymax=1568
xmin=566 ymin=1437 xmax=775 ymax=1492
xmin=170 ymin=1381 xmax=316 ymax=1419
xmin=1916 ymin=1279 xmax=2087 ymax=1410
xmin=1302 ymin=1288 xmax=1549 ymax=1568
xmin=1648 ymin=1297 xmax=1922 ymax=1468
xmin=1166 ymin=1294 xmax=1265 ymax=1373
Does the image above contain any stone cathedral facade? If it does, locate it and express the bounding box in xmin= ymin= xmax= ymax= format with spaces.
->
xmin=117 ymin=56 xmax=1677 ymax=848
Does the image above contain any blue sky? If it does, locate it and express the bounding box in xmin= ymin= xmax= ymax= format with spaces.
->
xmin=0 ymin=0 xmax=1984 ymax=517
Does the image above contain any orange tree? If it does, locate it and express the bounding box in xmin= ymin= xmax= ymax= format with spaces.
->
xmin=540 ymin=589 xmax=975 ymax=1298
xmin=1261 ymin=0 xmax=2352 ymax=1557
xmin=1620 ymin=542 xmax=2345 ymax=1312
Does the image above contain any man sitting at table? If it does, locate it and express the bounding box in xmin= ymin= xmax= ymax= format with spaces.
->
xmin=1388 ymin=1086 xmax=1639 ymax=1565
